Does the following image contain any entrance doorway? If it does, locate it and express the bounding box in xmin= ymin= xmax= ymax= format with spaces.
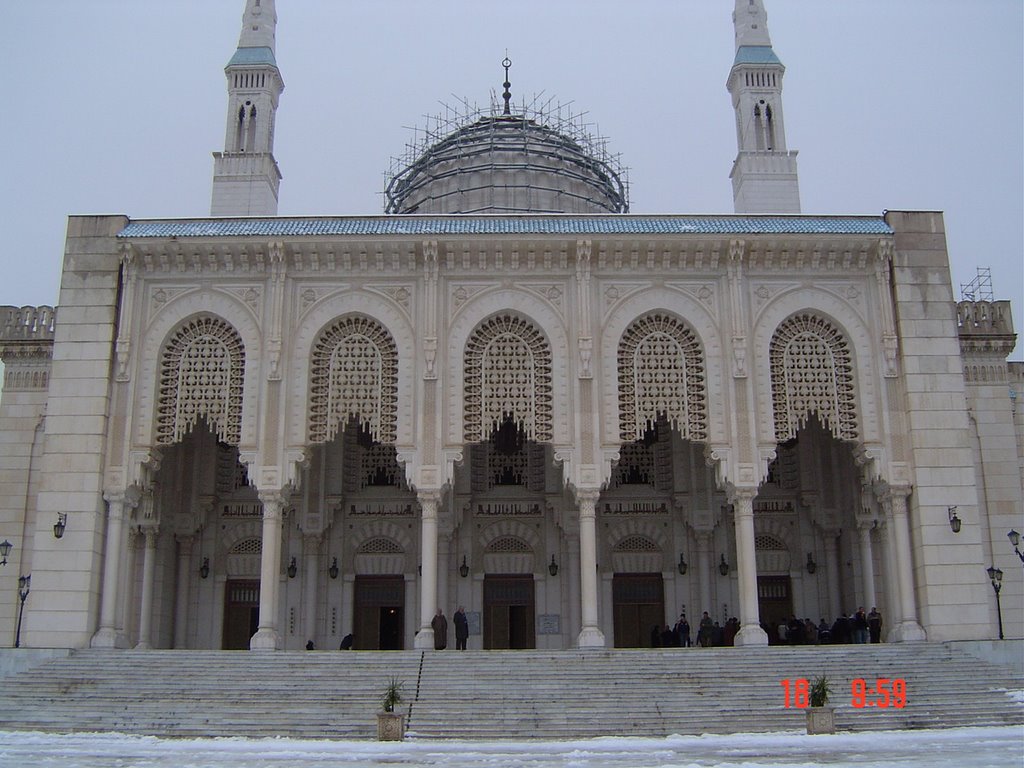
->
xmin=612 ymin=574 xmax=665 ymax=648
xmin=354 ymin=575 xmax=405 ymax=650
xmin=483 ymin=575 xmax=535 ymax=649
xmin=758 ymin=575 xmax=794 ymax=635
xmin=222 ymin=580 xmax=260 ymax=650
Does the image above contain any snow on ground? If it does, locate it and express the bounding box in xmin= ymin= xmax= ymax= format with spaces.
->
xmin=1 ymin=726 xmax=1021 ymax=768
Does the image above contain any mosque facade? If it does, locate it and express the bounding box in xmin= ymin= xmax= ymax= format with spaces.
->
xmin=0 ymin=0 xmax=1020 ymax=653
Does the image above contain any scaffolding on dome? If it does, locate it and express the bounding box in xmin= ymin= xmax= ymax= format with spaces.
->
xmin=383 ymin=92 xmax=629 ymax=216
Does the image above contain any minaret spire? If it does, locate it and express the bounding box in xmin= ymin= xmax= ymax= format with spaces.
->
xmin=727 ymin=0 xmax=800 ymax=213
xmin=238 ymin=0 xmax=277 ymax=50
xmin=211 ymin=0 xmax=284 ymax=217
xmin=733 ymin=0 xmax=772 ymax=48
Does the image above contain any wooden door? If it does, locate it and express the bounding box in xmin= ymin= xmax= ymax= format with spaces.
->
xmin=354 ymin=576 xmax=405 ymax=650
xmin=222 ymin=580 xmax=259 ymax=650
xmin=612 ymin=574 xmax=665 ymax=648
xmin=483 ymin=575 xmax=535 ymax=649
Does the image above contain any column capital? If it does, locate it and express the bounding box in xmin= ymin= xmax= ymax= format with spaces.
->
xmin=104 ymin=486 xmax=140 ymax=509
xmin=258 ymin=490 xmax=287 ymax=518
xmin=726 ymin=486 xmax=757 ymax=509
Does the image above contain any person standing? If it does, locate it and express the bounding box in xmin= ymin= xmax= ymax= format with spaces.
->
xmin=431 ymin=608 xmax=448 ymax=650
xmin=853 ymin=607 xmax=869 ymax=644
xmin=454 ymin=606 xmax=469 ymax=650
xmin=699 ymin=611 xmax=713 ymax=647
xmin=868 ymin=607 xmax=883 ymax=643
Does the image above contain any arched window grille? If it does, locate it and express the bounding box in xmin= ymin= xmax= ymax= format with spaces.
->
xmin=618 ymin=313 xmax=707 ymax=442
xmin=156 ymin=316 xmax=245 ymax=445
xmin=464 ymin=314 xmax=553 ymax=443
xmin=309 ymin=316 xmax=398 ymax=444
xmin=769 ymin=313 xmax=857 ymax=441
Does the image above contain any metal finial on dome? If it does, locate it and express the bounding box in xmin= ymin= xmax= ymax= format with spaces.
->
xmin=502 ymin=56 xmax=512 ymax=115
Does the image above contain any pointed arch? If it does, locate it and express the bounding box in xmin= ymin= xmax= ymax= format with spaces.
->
xmin=617 ymin=312 xmax=708 ymax=442
xmin=245 ymin=105 xmax=258 ymax=152
xmin=769 ymin=312 xmax=857 ymax=442
xmin=155 ymin=315 xmax=245 ymax=446
xmin=308 ymin=315 xmax=398 ymax=444
xmin=463 ymin=313 xmax=553 ymax=444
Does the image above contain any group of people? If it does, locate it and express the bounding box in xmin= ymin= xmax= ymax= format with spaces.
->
xmin=651 ymin=606 xmax=885 ymax=648
xmin=429 ymin=607 xmax=469 ymax=650
xmin=766 ymin=607 xmax=884 ymax=645
xmin=322 ymin=604 xmax=884 ymax=651
xmin=652 ymin=612 xmax=742 ymax=648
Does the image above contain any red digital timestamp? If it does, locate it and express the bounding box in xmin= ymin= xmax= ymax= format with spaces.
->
xmin=780 ymin=678 xmax=907 ymax=709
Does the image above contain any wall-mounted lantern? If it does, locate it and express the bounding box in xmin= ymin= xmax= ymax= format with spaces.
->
xmin=947 ymin=506 xmax=961 ymax=533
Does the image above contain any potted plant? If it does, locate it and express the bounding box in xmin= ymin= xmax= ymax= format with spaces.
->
xmin=805 ymin=675 xmax=835 ymax=734
xmin=377 ymin=677 xmax=406 ymax=741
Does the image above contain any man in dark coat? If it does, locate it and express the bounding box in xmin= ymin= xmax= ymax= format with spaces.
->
xmin=453 ymin=606 xmax=469 ymax=650
xmin=868 ymin=607 xmax=883 ymax=643
xmin=431 ymin=608 xmax=448 ymax=650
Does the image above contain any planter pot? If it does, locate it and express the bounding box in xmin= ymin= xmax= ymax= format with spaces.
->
xmin=377 ymin=711 xmax=405 ymax=741
xmin=806 ymin=705 xmax=836 ymax=734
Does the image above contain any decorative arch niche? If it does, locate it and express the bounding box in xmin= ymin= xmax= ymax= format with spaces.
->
xmin=769 ymin=312 xmax=857 ymax=442
xmin=308 ymin=315 xmax=399 ymax=445
xmin=463 ymin=314 xmax=553 ymax=444
xmin=155 ymin=315 xmax=245 ymax=446
xmin=617 ymin=312 xmax=708 ymax=443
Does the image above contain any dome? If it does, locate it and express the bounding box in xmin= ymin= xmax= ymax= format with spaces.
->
xmin=384 ymin=112 xmax=628 ymax=215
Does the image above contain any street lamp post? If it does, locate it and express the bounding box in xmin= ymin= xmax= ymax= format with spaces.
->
xmin=1008 ymin=530 xmax=1024 ymax=565
xmin=15 ymin=574 xmax=31 ymax=648
xmin=986 ymin=566 xmax=1004 ymax=641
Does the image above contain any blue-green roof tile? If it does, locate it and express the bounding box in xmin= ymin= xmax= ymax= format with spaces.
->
xmin=227 ymin=46 xmax=277 ymax=69
xmin=734 ymin=46 xmax=783 ymax=67
xmin=118 ymin=215 xmax=892 ymax=239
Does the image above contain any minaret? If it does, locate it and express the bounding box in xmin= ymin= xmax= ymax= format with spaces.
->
xmin=727 ymin=0 xmax=800 ymax=214
xmin=211 ymin=0 xmax=284 ymax=217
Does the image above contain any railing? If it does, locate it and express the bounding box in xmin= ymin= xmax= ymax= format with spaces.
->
xmin=0 ymin=306 xmax=57 ymax=341
xmin=955 ymin=300 xmax=1014 ymax=335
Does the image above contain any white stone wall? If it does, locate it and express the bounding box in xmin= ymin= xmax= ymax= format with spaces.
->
xmin=23 ymin=216 xmax=124 ymax=649
xmin=0 ymin=212 xmax=1015 ymax=649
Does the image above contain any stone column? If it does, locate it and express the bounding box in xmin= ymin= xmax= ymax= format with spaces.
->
xmin=566 ymin=535 xmax=581 ymax=642
xmin=695 ymin=530 xmax=713 ymax=616
xmin=251 ymin=492 xmax=284 ymax=650
xmin=437 ymin=535 xmax=451 ymax=617
xmin=135 ymin=527 xmax=159 ymax=649
xmin=415 ymin=492 xmax=440 ymax=650
xmin=303 ymin=535 xmax=320 ymax=647
xmin=577 ymin=491 xmax=605 ymax=647
xmin=121 ymin=530 xmax=140 ymax=646
xmin=858 ymin=522 xmax=877 ymax=610
xmin=91 ymin=492 xmax=134 ymax=648
xmin=879 ymin=516 xmax=903 ymax=631
xmin=731 ymin=490 xmax=767 ymax=646
xmin=825 ymin=530 xmax=842 ymax=620
xmin=884 ymin=489 xmax=926 ymax=641
xmin=173 ymin=535 xmax=194 ymax=649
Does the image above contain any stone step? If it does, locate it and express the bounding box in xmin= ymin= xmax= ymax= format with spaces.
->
xmin=0 ymin=644 xmax=1018 ymax=739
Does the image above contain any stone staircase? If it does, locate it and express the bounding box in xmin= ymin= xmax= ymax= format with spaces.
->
xmin=0 ymin=643 xmax=1019 ymax=739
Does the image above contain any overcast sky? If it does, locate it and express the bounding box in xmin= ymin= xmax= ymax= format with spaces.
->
xmin=1 ymin=1 xmax=1021 ymax=359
